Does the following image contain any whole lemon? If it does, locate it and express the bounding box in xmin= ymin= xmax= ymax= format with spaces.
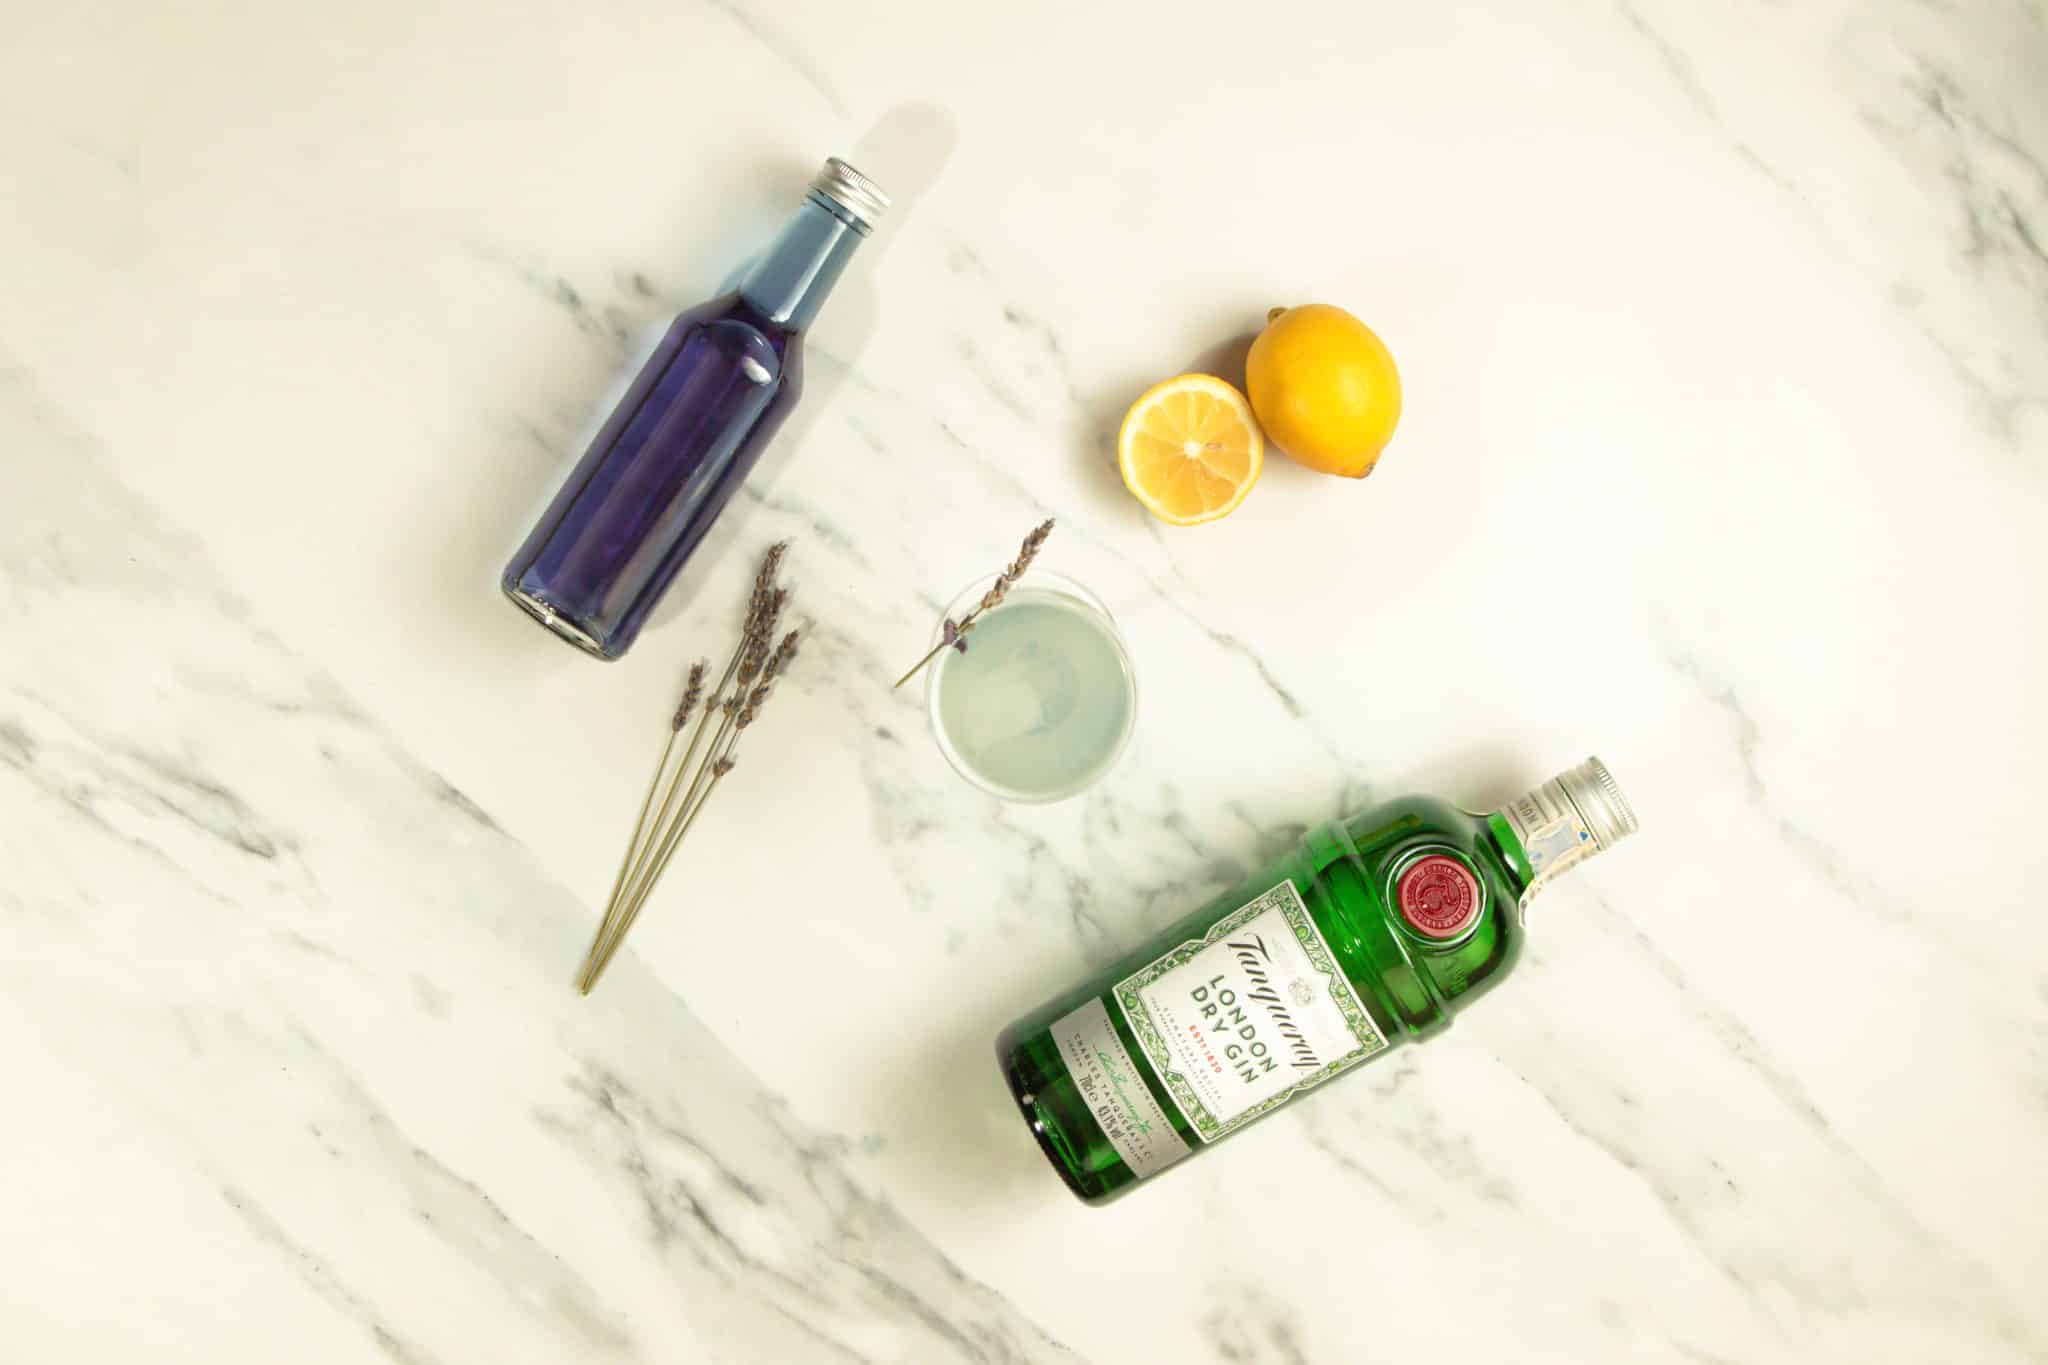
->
xmin=1245 ymin=304 xmax=1402 ymax=478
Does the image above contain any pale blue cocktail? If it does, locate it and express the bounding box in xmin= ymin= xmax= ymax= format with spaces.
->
xmin=927 ymin=573 xmax=1136 ymax=803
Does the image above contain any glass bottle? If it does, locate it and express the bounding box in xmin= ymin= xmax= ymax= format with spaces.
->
xmin=996 ymin=757 xmax=1639 ymax=1204
xmin=503 ymin=158 xmax=887 ymax=659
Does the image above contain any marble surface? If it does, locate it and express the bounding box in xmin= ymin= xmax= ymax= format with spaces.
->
xmin=3 ymin=1 xmax=2045 ymax=1360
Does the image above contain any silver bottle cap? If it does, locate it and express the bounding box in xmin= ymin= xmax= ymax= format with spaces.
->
xmin=1557 ymin=756 xmax=1639 ymax=850
xmin=810 ymin=157 xmax=889 ymax=230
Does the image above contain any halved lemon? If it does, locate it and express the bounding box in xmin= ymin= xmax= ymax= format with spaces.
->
xmin=1117 ymin=374 xmax=1264 ymax=526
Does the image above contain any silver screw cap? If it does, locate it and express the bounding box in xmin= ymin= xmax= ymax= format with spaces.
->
xmin=1558 ymin=756 xmax=1640 ymax=850
xmin=810 ymin=157 xmax=889 ymax=230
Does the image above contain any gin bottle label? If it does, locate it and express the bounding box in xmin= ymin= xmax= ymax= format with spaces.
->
xmin=1050 ymin=881 xmax=1389 ymax=1167
xmin=1050 ymin=999 xmax=1192 ymax=1178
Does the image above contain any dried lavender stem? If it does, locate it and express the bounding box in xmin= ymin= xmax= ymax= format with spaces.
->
xmin=644 ymin=705 xmax=738 ymax=864
xmin=597 ymin=732 xmax=676 ymax=917
xmin=581 ymin=762 xmax=733 ymax=994
xmin=578 ymin=655 xmax=737 ymax=984
xmin=582 ymin=679 xmax=735 ymax=985
xmin=586 ymin=633 xmax=768 ymax=983
xmin=624 ymin=650 xmax=735 ymax=882
xmin=892 ymin=519 xmax=1053 ymax=690
xmin=580 ymin=668 xmax=705 ymax=982
xmin=588 ymin=658 xmax=707 ymax=945
xmin=586 ymin=659 xmax=790 ymax=987
xmin=641 ymin=679 xmax=767 ymax=884
xmin=580 ymin=541 xmax=792 ymax=993
xmin=893 ymin=634 xmax=969 ymax=690
xmin=602 ymin=579 xmax=776 ymax=918
xmin=581 ymin=547 xmax=783 ymax=986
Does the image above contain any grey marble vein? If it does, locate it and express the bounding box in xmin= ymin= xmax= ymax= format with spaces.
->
xmin=1659 ymin=639 xmax=2041 ymax=1001
xmin=1617 ymin=0 xmax=2048 ymax=456
xmin=1613 ymin=0 xmax=1810 ymax=200
xmin=220 ymin=1188 xmax=444 ymax=1365
xmin=698 ymin=0 xmax=851 ymax=117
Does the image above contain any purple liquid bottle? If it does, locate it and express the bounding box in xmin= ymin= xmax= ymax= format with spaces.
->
xmin=503 ymin=158 xmax=887 ymax=659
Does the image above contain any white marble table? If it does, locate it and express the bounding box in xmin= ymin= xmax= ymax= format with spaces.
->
xmin=4 ymin=2 xmax=2044 ymax=1360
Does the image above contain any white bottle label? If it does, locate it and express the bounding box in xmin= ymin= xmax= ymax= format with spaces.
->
xmin=1050 ymin=997 xmax=1192 ymax=1178
xmin=1115 ymin=881 xmax=1388 ymax=1142
xmin=1503 ymin=783 xmax=1598 ymax=902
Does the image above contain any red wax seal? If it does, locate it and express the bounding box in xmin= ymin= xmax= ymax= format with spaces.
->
xmin=1396 ymin=855 xmax=1483 ymax=940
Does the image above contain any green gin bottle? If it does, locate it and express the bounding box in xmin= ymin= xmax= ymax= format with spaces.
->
xmin=996 ymin=757 xmax=1638 ymax=1204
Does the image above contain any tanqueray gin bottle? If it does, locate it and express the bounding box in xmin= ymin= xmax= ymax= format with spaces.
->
xmin=996 ymin=757 xmax=1639 ymax=1204
xmin=503 ymin=158 xmax=887 ymax=659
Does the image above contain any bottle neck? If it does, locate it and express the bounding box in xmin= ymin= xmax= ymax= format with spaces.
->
xmin=1497 ymin=757 xmax=1638 ymax=901
xmin=738 ymin=192 xmax=869 ymax=331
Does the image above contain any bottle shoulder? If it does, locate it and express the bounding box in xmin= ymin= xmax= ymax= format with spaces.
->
xmin=1308 ymin=794 xmax=1526 ymax=1021
xmin=672 ymin=293 xmax=800 ymax=352
xmin=1330 ymin=796 xmax=1527 ymax=892
xmin=1330 ymin=794 xmax=1486 ymax=869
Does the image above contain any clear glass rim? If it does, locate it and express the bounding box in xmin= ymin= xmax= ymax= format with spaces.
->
xmin=924 ymin=570 xmax=1138 ymax=804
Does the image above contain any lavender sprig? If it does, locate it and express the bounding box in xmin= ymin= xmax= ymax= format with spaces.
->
xmin=579 ymin=546 xmax=805 ymax=995
xmin=671 ymin=660 xmax=707 ymax=731
xmin=584 ymin=633 xmax=801 ymax=994
xmin=593 ymin=655 xmax=711 ymax=945
xmin=892 ymin=519 xmax=1054 ymax=689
